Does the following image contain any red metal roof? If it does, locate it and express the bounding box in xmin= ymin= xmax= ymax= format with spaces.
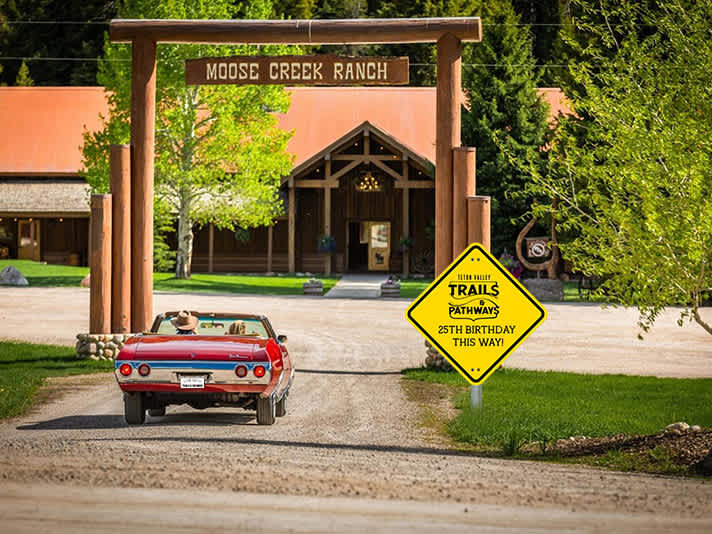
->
xmin=0 ymin=87 xmax=109 ymax=176
xmin=0 ymin=86 xmax=568 ymax=176
xmin=279 ymin=87 xmax=438 ymax=167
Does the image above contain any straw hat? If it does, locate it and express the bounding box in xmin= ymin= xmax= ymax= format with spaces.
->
xmin=170 ymin=310 xmax=198 ymax=331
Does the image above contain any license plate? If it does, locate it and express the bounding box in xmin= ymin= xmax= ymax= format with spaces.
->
xmin=180 ymin=375 xmax=205 ymax=389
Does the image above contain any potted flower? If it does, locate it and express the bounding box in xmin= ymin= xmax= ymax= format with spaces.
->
xmin=302 ymin=277 xmax=323 ymax=296
xmin=381 ymin=274 xmax=401 ymax=298
xmin=397 ymin=236 xmax=414 ymax=254
xmin=317 ymin=235 xmax=336 ymax=254
xmin=499 ymin=252 xmax=523 ymax=280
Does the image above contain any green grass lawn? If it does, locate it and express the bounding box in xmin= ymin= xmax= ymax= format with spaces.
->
xmin=153 ymin=273 xmax=340 ymax=295
xmin=0 ymin=259 xmax=339 ymax=296
xmin=0 ymin=340 xmax=114 ymax=420
xmin=403 ymin=367 xmax=712 ymax=453
xmin=399 ymin=278 xmax=433 ymax=299
xmin=0 ymin=259 xmax=89 ymax=287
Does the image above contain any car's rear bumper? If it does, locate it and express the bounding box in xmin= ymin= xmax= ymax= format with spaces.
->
xmin=115 ymin=360 xmax=272 ymax=393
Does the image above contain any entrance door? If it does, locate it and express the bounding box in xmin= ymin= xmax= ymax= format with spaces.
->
xmin=367 ymin=222 xmax=390 ymax=271
xmin=18 ymin=219 xmax=40 ymax=261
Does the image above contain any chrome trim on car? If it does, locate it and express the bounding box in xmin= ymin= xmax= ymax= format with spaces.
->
xmin=114 ymin=360 xmax=272 ymax=386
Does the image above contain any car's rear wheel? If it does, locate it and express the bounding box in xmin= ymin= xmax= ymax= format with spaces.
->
xmin=124 ymin=393 xmax=145 ymax=425
xmin=256 ymin=396 xmax=276 ymax=425
xmin=276 ymin=393 xmax=287 ymax=417
xmin=148 ymin=407 xmax=166 ymax=417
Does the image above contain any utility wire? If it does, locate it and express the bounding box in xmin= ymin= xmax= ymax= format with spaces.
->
xmin=0 ymin=56 xmax=574 ymax=68
xmin=1 ymin=20 xmax=659 ymax=28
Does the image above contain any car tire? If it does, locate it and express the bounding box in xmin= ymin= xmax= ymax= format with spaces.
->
xmin=124 ymin=393 xmax=146 ymax=425
xmin=148 ymin=407 xmax=166 ymax=417
xmin=256 ymin=396 xmax=276 ymax=425
xmin=276 ymin=393 xmax=287 ymax=417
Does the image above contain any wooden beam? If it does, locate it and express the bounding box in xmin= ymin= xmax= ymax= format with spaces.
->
xmin=130 ymin=36 xmax=156 ymax=333
xmin=330 ymin=159 xmax=361 ymax=181
xmin=110 ymin=17 xmax=482 ymax=45
xmin=294 ymin=179 xmax=340 ymax=188
xmin=288 ymin=185 xmax=295 ymax=273
xmin=90 ymin=194 xmax=112 ymax=335
xmin=110 ymin=145 xmax=131 ymax=334
xmin=435 ymin=33 xmax=461 ymax=276
xmin=401 ymin=180 xmax=434 ymax=189
xmin=332 ymin=154 xmax=400 ymax=161
xmin=267 ymin=224 xmax=273 ymax=274
xmin=402 ymin=160 xmax=410 ymax=279
xmin=467 ymin=196 xmax=491 ymax=252
xmin=208 ymin=223 xmax=214 ymax=273
xmin=324 ymin=159 xmax=332 ymax=275
xmin=371 ymin=158 xmax=403 ymax=181
xmin=453 ymin=147 xmax=476 ymax=259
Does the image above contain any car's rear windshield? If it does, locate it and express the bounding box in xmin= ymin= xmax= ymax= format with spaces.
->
xmin=157 ymin=316 xmax=270 ymax=338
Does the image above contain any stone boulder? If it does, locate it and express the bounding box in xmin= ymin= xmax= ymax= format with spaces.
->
xmin=522 ymin=278 xmax=564 ymax=302
xmin=80 ymin=274 xmax=91 ymax=287
xmin=0 ymin=266 xmax=29 ymax=286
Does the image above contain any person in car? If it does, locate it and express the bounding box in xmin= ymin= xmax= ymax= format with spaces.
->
xmin=227 ymin=320 xmax=246 ymax=335
xmin=171 ymin=310 xmax=198 ymax=335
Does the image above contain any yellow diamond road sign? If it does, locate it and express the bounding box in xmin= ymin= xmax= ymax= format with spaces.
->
xmin=406 ymin=243 xmax=546 ymax=385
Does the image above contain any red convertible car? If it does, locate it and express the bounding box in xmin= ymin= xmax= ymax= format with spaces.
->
xmin=114 ymin=311 xmax=293 ymax=426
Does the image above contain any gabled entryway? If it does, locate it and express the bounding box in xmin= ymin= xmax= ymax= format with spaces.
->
xmin=283 ymin=121 xmax=435 ymax=276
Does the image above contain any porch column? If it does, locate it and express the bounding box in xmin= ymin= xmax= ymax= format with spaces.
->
xmin=288 ymin=178 xmax=295 ymax=273
xmin=90 ymin=194 xmax=112 ymax=335
xmin=324 ymin=158 xmax=332 ymax=275
xmin=266 ymin=223 xmax=273 ymax=274
xmin=453 ymin=147 xmax=476 ymax=257
xmin=207 ymin=222 xmax=214 ymax=273
xmin=402 ymin=159 xmax=410 ymax=278
xmin=467 ymin=196 xmax=491 ymax=252
xmin=435 ymin=33 xmax=462 ymax=275
xmin=110 ymin=144 xmax=131 ymax=334
xmin=130 ymin=36 xmax=156 ymax=332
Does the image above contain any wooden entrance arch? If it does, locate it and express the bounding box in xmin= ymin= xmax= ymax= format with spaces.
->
xmin=107 ymin=17 xmax=482 ymax=332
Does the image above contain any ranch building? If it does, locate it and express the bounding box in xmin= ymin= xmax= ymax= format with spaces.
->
xmin=0 ymin=86 xmax=568 ymax=275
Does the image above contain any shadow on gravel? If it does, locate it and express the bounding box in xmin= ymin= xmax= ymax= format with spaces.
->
xmin=86 ymin=436 xmax=471 ymax=458
xmin=16 ymin=412 xmax=256 ymax=430
xmin=17 ymin=415 xmax=126 ymax=430
xmin=298 ymin=369 xmax=402 ymax=376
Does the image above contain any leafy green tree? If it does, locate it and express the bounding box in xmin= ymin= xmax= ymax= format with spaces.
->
xmin=461 ymin=0 xmax=550 ymax=255
xmin=14 ymin=60 xmax=33 ymax=85
xmin=82 ymin=0 xmax=297 ymax=279
xmin=521 ymin=0 xmax=712 ymax=336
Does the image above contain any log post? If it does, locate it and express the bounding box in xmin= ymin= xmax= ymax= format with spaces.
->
xmin=453 ymin=147 xmax=476 ymax=258
xmin=266 ymin=223 xmax=273 ymax=274
xmin=288 ymin=179 xmax=296 ymax=273
xmin=324 ymin=158 xmax=332 ymax=275
xmin=435 ymin=33 xmax=462 ymax=275
xmin=130 ymin=36 xmax=156 ymax=333
xmin=467 ymin=195 xmax=491 ymax=252
xmin=90 ymin=194 xmax=112 ymax=334
xmin=207 ymin=223 xmax=214 ymax=273
xmin=323 ymin=188 xmax=332 ymax=276
xmin=110 ymin=145 xmax=131 ymax=334
xmin=401 ymin=159 xmax=410 ymax=278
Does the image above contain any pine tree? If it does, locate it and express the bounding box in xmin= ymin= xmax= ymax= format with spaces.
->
xmin=14 ymin=61 xmax=33 ymax=86
xmin=461 ymin=0 xmax=550 ymax=256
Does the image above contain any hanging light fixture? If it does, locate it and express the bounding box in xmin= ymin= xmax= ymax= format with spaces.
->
xmin=356 ymin=170 xmax=382 ymax=192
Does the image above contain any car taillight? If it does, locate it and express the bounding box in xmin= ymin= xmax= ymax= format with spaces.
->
xmin=235 ymin=365 xmax=247 ymax=378
xmin=253 ymin=365 xmax=266 ymax=378
xmin=119 ymin=363 xmax=132 ymax=376
xmin=138 ymin=363 xmax=151 ymax=377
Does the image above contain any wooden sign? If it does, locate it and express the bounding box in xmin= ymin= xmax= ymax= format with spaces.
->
xmin=185 ymin=55 xmax=409 ymax=86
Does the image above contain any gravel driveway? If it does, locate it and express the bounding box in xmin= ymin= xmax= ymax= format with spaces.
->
xmin=1 ymin=287 xmax=711 ymax=531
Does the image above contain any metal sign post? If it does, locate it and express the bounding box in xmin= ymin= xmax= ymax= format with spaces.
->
xmin=470 ymin=385 xmax=482 ymax=410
